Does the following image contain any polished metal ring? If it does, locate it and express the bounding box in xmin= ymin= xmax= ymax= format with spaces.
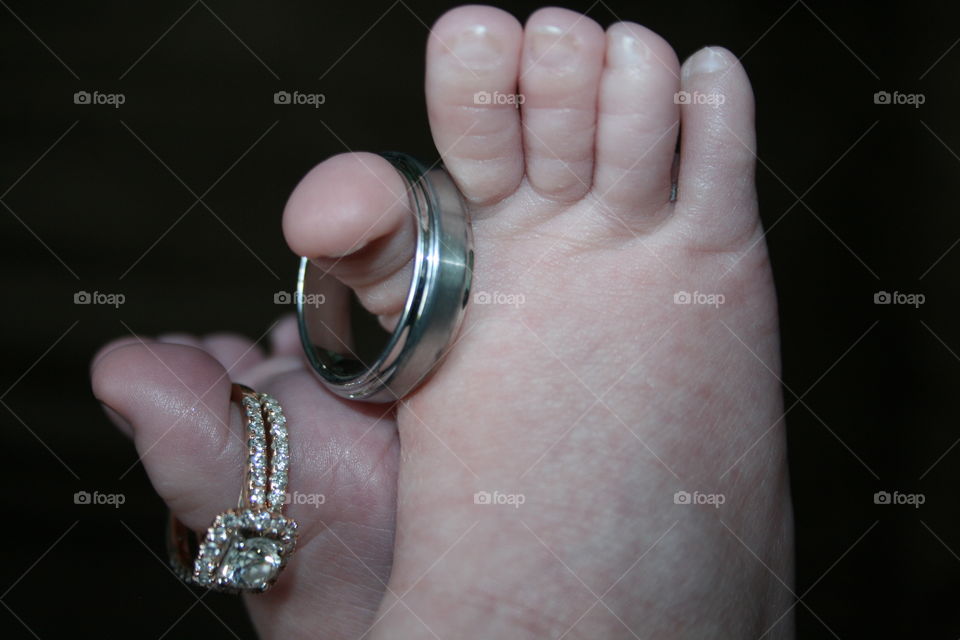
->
xmin=296 ymin=152 xmax=473 ymax=402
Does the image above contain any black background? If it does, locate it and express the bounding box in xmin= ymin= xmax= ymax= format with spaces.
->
xmin=0 ymin=1 xmax=954 ymax=637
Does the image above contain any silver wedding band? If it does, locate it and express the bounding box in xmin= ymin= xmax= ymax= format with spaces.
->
xmin=296 ymin=152 xmax=473 ymax=402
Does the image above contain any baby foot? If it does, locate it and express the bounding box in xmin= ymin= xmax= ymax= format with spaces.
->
xmin=283 ymin=6 xmax=792 ymax=639
xmin=91 ymin=322 xmax=400 ymax=638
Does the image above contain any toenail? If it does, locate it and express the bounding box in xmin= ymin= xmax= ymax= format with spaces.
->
xmin=683 ymin=46 xmax=731 ymax=77
xmin=98 ymin=400 xmax=133 ymax=434
xmin=608 ymin=32 xmax=651 ymax=68
xmin=447 ymin=25 xmax=504 ymax=69
xmin=529 ymin=25 xmax=579 ymax=70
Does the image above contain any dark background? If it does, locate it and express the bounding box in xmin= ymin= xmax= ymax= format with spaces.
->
xmin=0 ymin=0 xmax=953 ymax=637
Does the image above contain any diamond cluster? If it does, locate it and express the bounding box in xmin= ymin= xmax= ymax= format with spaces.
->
xmin=192 ymin=508 xmax=298 ymax=592
xmin=181 ymin=388 xmax=298 ymax=593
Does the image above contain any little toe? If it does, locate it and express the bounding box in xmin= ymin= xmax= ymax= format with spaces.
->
xmin=675 ymin=46 xmax=760 ymax=249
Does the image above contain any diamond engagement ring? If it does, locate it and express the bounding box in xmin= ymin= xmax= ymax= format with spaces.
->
xmin=167 ymin=384 xmax=298 ymax=593
xmin=296 ymin=152 xmax=473 ymax=402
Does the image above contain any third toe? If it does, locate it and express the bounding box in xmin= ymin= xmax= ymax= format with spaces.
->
xmin=519 ymin=7 xmax=606 ymax=202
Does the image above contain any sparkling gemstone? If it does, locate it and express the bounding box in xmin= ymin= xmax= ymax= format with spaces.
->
xmin=220 ymin=538 xmax=283 ymax=589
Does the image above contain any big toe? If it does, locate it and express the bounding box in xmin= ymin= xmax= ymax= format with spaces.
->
xmin=91 ymin=340 xmax=400 ymax=639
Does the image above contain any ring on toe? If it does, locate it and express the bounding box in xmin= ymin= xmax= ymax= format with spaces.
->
xmin=296 ymin=152 xmax=473 ymax=402
xmin=167 ymin=383 xmax=298 ymax=593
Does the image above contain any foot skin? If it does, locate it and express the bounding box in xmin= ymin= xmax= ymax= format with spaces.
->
xmin=93 ymin=6 xmax=793 ymax=639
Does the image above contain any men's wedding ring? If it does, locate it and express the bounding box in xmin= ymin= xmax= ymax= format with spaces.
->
xmin=297 ymin=152 xmax=473 ymax=403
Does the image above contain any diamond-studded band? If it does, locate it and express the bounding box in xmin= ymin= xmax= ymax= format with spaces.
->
xmin=261 ymin=392 xmax=290 ymax=512
xmin=235 ymin=386 xmax=290 ymax=512
xmin=167 ymin=384 xmax=298 ymax=593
